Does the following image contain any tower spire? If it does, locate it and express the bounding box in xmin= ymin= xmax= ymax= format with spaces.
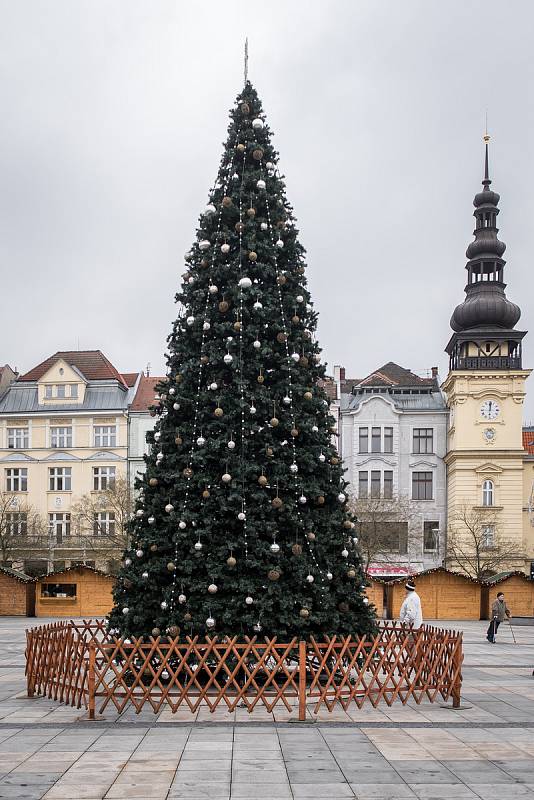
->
xmin=483 ymin=129 xmax=491 ymax=188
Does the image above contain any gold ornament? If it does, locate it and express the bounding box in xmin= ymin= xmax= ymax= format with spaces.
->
xmin=240 ymin=102 xmax=250 ymax=115
xmin=237 ymin=143 xmax=246 ymax=153
xmin=253 ymin=148 xmax=264 ymax=160
xmin=200 ymin=355 xmax=209 ymax=364
xmin=174 ymin=436 xmax=183 ymax=446
xmin=268 ymin=569 xmax=281 ymax=581
xmin=258 ymin=475 xmax=268 ymax=487
xmin=247 ymin=207 xmax=256 ymax=218
xmin=297 ymin=265 xmax=305 ymax=274
xmin=291 ymin=315 xmax=300 ymax=324
xmin=235 ymin=221 xmax=244 ymax=233
xmin=214 ymin=407 xmax=224 ymax=418
xmin=276 ymin=220 xmax=286 ymax=229
xmin=184 ymin=612 xmax=192 ymax=622
xmin=123 ymin=578 xmax=132 ymax=589
xmin=257 ymin=374 xmax=265 ymax=384
xmin=167 ymin=625 xmax=180 ymax=637
xmin=151 ymin=627 xmax=161 ymax=637
xmin=219 ymin=300 xmax=229 ymax=313
xmin=222 ymin=196 xmax=232 ymax=208
xmin=292 ymin=543 xmax=302 ymax=555
xmin=299 ymin=608 xmax=310 ymax=619
xmin=226 ymin=555 xmax=237 ymax=567
xmin=272 ymin=496 xmax=283 ymax=509
xmin=304 ymin=391 xmax=313 ymax=401
xmin=270 ymin=417 xmax=279 ymax=427
xmin=200 ymin=258 xmax=209 ymax=268
xmin=149 ymin=478 xmax=158 ymax=487
xmin=175 ymin=374 xmax=182 ymax=384
xmin=150 ymin=544 xmax=158 ymax=552
xmin=344 ymin=520 xmax=352 ymax=529
xmin=299 ymin=356 xmax=309 ymax=367
xmin=202 ymin=489 xmax=210 ymax=499
xmin=291 ymin=427 xmax=299 ymax=438
xmin=167 ymin=562 xmax=176 ymax=572
xmin=233 ymin=321 xmax=242 ymax=331
xmin=331 ymin=456 xmax=339 ymax=465
xmin=266 ymin=447 xmax=274 ymax=457
xmin=316 ymin=495 xmax=325 ymax=506
xmin=183 ymin=467 xmax=193 ymax=478
xmin=277 ymin=275 xmax=286 ymax=285
xmin=248 ymin=250 xmax=258 ymax=260
xmin=276 ymin=332 xmax=287 ymax=343
xmin=347 ymin=569 xmax=357 ymax=578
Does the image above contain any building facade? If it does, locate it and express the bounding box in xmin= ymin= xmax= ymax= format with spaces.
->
xmin=442 ymin=139 xmax=531 ymax=574
xmin=127 ymin=374 xmax=166 ymax=489
xmin=0 ymin=351 xmax=140 ymax=574
xmin=338 ymin=362 xmax=448 ymax=574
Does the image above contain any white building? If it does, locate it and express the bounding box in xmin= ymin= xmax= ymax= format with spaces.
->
xmin=127 ymin=374 xmax=166 ymax=489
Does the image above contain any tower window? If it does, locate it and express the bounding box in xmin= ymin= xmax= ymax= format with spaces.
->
xmin=482 ymin=479 xmax=494 ymax=507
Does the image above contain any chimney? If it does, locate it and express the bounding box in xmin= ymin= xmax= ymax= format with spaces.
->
xmin=431 ymin=366 xmax=438 ymax=379
xmin=340 ymin=367 xmax=346 ymax=380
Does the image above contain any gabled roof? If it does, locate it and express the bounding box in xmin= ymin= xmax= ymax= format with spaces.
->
xmin=523 ymin=428 xmax=534 ymax=455
xmin=121 ymin=372 xmax=140 ymax=388
xmin=38 ymin=564 xmax=116 ymax=580
xmin=19 ymin=351 xmax=129 ymax=388
xmin=482 ymin=570 xmax=533 ymax=585
xmin=385 ymin=566 xmax=482 ymax=585
xmin=0 ymin=564 xmax=35 ymax=583
xmin=130 ymin=376 xmax=167 ymax=412
xmin=356 ymin=362 xmax=436 ymax=389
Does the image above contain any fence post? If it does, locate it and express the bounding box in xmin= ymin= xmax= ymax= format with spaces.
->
xmin=88 ymin=641 xmax=96 ymax=720
xmin=452 ymin=634 xmax=463 ymax=709
xmin=26 ymin=631 xmax=35 ymax=698
xmin=298 ymin=640 xmax=307 ymax=721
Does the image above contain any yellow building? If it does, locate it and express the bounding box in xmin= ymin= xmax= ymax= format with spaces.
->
xmin=524 ymin=429 xmax=534 ymax=574
xmin=443 ymin=140 xmax=531 ymax=575
xmin=0 ymin=351 xmax=140 ymax=574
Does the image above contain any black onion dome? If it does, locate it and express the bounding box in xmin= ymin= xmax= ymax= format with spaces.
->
xmin=466 ymin=228 xmax=506 ymax=259
xmin=474 ymin=188 xmax=500 ymax=207
xmin=451 ymin=284 xmax=521 ymax=332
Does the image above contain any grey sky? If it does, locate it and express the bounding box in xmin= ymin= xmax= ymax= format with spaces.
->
xmin=1 ymin=1 xmax=533 ymax=419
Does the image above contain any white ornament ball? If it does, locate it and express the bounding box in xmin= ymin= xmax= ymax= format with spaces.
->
xmin=173 ymin=403 xmax=180 ymax=411
xmin=290 ymin=463 xmax=298 ymax=474
xmin=222 ymin=473 xmax=232 ymax=483
xmin=238 ymin=276 xmax=252 ymax=289
xmin=253 ymin=340 xmax=261 ymax=349
xmin=179 ymin=520 xmax=187 ymax=530
xmin=260 ymin=222 xmax=268 ymax=231
xmin=199 ymin=239 xmax=210 ymax=251
xmin=194 ymin=541 xmax=203 ymax=551
xmin=157 ymin=452 xmax=164 ymax=460
xmin=238 ymin=512 xmax=246 ymax=521
xmin=342 ymin=549 xmax=349 ymax=558
xmin=299 ymin=495 xmax=307 ymax=504
xmin=221 ymin=243 xmax=230 ymax=254
xmin=136 ymin=509 xmax=144 ymax=518
xmin=253 ymin=301 xmax=263 ymax=310
xmin=296 ymin=295 xmax=304 ymax=303
xmin=265 ymin=161 xmax=274 ymax=170
xmin=169 ymin=387 xmax=176 ymax=396
xmin=256 ymin=179 xmax=266 ymax=190
xmin=227 ymin=440 xmax=236 ymax=450
xmin=165 ymin=503 xmax=174 ymax=514
xmin=197 ymin=436 xmax=206 ymax=446
xmin=270 ymin=542 xmax=280 ymax=554
xmin=206 ymin=616 xmax=215 ymax=628
xmin=186 ymin=316 xmax=195 ymax=326
xmin=122 ymin=607 xmax=129 ymax=615
xmin=204 ymin=204 xmax=216 ymax=216
xmin=148 ymin=516 xmax=155 ymax=525
xmin=209 ymin=382 xmax=218 ymax=390
xmin=319 ymin=453 xmax=326 ymax=463
xmin=253 ymin=622 xmax=262 ymax=632
xmin=178 ymin=594 xmax=186 ymax=604
xmin=276 ymin=239 xmax=284 ymax=249
xmin=306 ymin=574 xmax=314 ymax=583
xmin=136 ymin=549 xmax=144 ymax=558
xmin=124 ymin=558 xmax=132 ymax=567
xmin=245 ymin=596 xmax=254 ymax=605
xmin=203 ymin=322 xmax=211 ymax=331
xmin=160 ymin=601 xmax=168 ymax=610
xmin=209 ymin=284 xmax=218 ymax=294
xmin=249 ymin=405 xmax=257 ymax=415
xmin=252 ymin=118 xmax=264 ymax=129
xmin=208 ymin=583 xmax=218 ymax=594
xmin=291 ymin=352 xmax=300 ymax=362
xmin=363 ymin=597 xmax=370 ymax=605
xmin=312 ymin=425 xmax=319 ymax=433
xmin=154 ymin=431 xmax=161 ymax=441
xmin=338 ymin=493 xmax=346 ymax=503
xmin=188 ymin=277 xmax=195 ymax=285
xmin=223 ymin=354 xmax=233 ymax=365
xmin=283 ymin=396 xmax=291 ymax=405
xmin=326 ymin=571 xmax=333 ymax=581
xmin=352 ymin=537 xmax=359 ymax=545
xmin=142 ymin=571 xmax=148 ymax=579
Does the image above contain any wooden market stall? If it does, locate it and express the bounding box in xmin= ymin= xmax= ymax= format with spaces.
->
xmin=0 ymin=565 xmax=35 ymax=616
xmin=35 ymin=565 xmax=115 ymax=618
xmin=481 ymin=571 xmax=534 ymax=619
xmin=388 ymin=567 xmax=482 ymax=620
xmin=364 ymin=577 xmax=385 ymax=617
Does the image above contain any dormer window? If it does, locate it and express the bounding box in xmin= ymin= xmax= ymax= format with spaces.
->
xmin=56 ymin=384 xmax=66 ymax=398
xmin=43 ymin=384 xmax=80 ymax=400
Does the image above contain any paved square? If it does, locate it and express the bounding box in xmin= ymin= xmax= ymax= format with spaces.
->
xmin=1 ymin=618 xmax=533 ymax=798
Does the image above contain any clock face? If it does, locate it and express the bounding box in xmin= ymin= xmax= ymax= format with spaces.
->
xmin=480 ymin=400 xmax=500 ymax=420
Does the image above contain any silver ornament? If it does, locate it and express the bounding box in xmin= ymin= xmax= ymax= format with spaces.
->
xmin=122 ymin=607 xmax=129 ymax=615
xmin=154 ymin=432 xmax=161 ymax=441
xmin=276 ymin=239 xmax=284 ymax=249
xmin=260 ymin=222 xmax=268 ymax=231
xmin=306 ymin=574 xmax=314 ymax=583
xmin=270 ymin=542 xmax=280 ymax=554
xmin=148 ymin=516 xmax=155 ymax=525
xmin=194 ymin=541 xmax=203 ymax=551
xmin=124 ymin=558 xmax=132 ymax=567
xmin=253 ymin=300 xmax=263 ymax=310
xmin=199 ymin=239 xmax=210 ymax=251
xmin=135 ymin=509 xmax=144 ymax=518
xmin=136 ymin=549 xmax=144 ymax=558
xmin=256 ymin=179 xmax=266 ymax=190
xmin=186 ymin=316 xmax=195 ymax=326
xmin=222 ymin=472 xmax=232 ymax=483
xmin=296 ymin=295 xmax=304 ymax=303
xmin=227 ymin=440 xmax=236 ymax=450
xmin=252 ymin=118 xmax=264 ymax=129
xmin=352 ymin=537 xmax=359 ymax=545
xmin=178 ymin=593 xmax=186 ymax=604
xmin=312 ymin=425 xmax=319 ymax=433
xmin=169 ymin=387 xmax=176 ymax=395
xmin=290 ymin=463 xmax=298 ymax=474
xmin=238 ymin=512 xmax=246 ymax=521
xmin=208 ymin=583 xmax=218 ymax=594
xmin=326 ymin=571 xmax=333 ymax=580
xmin=160 ymin=600 xmax=168 ymax=610
xmin=203 ymin=322 xmax=211 ymax=331
xmin=299 ymin=495 xmax=307 ymax=504
xmin=197 ymin=436 xmax=206 ymax=446
xmin=179 ymin=520 xmax=186 ymax=530
xmin=338 ymin=493 xmax=346 ymax=503
xmin=342 ymin=549 xmax=349 ymax=558
xmin=265 ymin=161 xmax=274 ymax=170
xmin=173 ymin=403 xmax=180 ymax=410
xmin=206 ymin=616 xmax=215 ymax=628
xmin=291 ymin=352 xmax=300 ymax=362
xmin=165 ymin=503 xmax=174 ymax=514
xmin=209 ymin=382 xmax=218 ymax=390
xmin=363 ymin=597 xmax=370 ymax=605
xmin=253 ymin=622 xmax=262 ymax=632
xmin=245 ymin=596 xmax=254 ymax=605
xmin=238 ymin=276 xmax=252 ymax=289
xmin=223 ymin=354 xmax=233 ymax=365
xmin=142 ymin=571 xmax=148 ymax=579
xmin=253 ymin=340 xmax=261 ymax=349
xmin=283 ymin=396 xmax=291 ymax=405
xmin=319 ymin=453 xmax=326 ymax=462
xmin=221 ymin=243 xmax=230 ymax=254
xmin=249 ymin=405 xmax=257 ymax=414
xmin=209 ymin=284 xmax=218 ymax=294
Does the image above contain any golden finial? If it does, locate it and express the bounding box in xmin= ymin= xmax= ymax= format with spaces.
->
xmin=484 ymin=111 xmax=490 ymax=143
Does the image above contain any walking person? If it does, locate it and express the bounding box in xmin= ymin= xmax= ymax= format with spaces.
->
xmin=399 ymin=580 xmax=423 ymax=629
xmin=486 ymin=591 xmax=511 ymax=643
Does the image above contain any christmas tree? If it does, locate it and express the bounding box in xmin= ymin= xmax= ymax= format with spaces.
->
xmin=109 ymin=81 xmax=375 ymax=640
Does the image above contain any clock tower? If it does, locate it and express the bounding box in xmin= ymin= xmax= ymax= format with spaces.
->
xmin=443 ymin=137 xmax=530 ymax=571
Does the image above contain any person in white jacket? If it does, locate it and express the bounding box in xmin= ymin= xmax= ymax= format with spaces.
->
xmin=399 ymin=581 xmax=423 ymax=629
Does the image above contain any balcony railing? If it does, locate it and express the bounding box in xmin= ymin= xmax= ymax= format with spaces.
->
xmin=455 ymin=356 xmax=521 ymax=371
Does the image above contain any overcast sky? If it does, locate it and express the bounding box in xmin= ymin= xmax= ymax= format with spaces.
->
xmin=1 ymin=1 xmax=533 ymax=420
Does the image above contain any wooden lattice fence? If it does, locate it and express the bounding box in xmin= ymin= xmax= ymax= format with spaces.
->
xmin=25 ymin=620 xmax=463 ymax=720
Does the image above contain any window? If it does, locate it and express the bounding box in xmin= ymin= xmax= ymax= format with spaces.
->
xmin=371 ymin=427 xmax=381 ymax=453
xmin=40 ymin=582 xmax=76 ymax=599
xmin=6 ymin=468 xmax=28 ymax=492
xmin=381 ymin=522 xmax=408 ymax=554
xmin=358 ymin=427 xmax=368 ymax=453
xmin=49 ymin=467 xmax=72 ymax=492
xmin=358 ymin=471 xmax=368 ymax=498
xmin=94 ymin=425 xmax=117 ymax=447
xmin=384 ymin=427 xmax=393 ymax=453
xmin=412 ymin=471 xmax=433 ymax=500
xmin=482 ymin=479 xmax=494 ymax=507
xmin=50 ymin=426 xmax=72 ymax=448
xmin=93 ymin=466 xmax=116 ymax=491
xmin=423 ymin=521 xmax=439 ymax=552
xmin=6 ymin=512 xmax=27 ymax=536
xmin=413 ymin=428 xmax=434 ymax=454
xmin=383 ymin=471 xmax=393 ymax=499
xmin=56 ymin=384 xmax=66 ymax=398
xmin=93 ymin=511 xmax=116 ymax=536
xmin=48 ymin=513 xmax=71 ymax=543
xmin=70 ymin=384 xmax=78 ymax=398
xmin=370 ymin=470 xmax=381 ymax=498
xmin=481 ymin=525 xmax=495 ymax=548
xmin=44 ymin=385 xmax=53 ymax=399
xmin=7 ymin=428 xmax=29 ymax=449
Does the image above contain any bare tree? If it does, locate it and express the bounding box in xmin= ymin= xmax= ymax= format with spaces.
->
xmin=445 ymin=504 xmax=524 ymax=580
xmin=0 ymin=491 xmax=43 ymax=566
xmin=349 ymin=494 xmax=420 ymax=572
xmin=71 ymin=476 xmax=134 ymax=559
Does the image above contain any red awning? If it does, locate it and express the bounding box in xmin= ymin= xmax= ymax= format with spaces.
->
xmin=367 ymin=564 xmax=413 ymax=577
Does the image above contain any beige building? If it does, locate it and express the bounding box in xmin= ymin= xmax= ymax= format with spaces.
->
xmin=443 ymin=140 xmax=531 ymax=574
xmin=524 ymin=429 xmax=534 ymax=575
xmin=0 ymin=351 xmax=140 ymax=574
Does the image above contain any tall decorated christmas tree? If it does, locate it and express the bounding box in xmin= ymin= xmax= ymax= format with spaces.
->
xmin=109 ymin=81 xmax=375 ymax=640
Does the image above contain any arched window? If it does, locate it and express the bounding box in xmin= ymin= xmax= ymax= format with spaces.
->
xmin=482 ymin=479 xmax=494 ymax=507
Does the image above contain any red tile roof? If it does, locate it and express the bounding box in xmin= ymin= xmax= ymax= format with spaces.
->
xmin=130 ymin=376 xmax=167 ymax=412
xmin=355 ymin=362 xmax=436 ymax=389
xmin=523 ymin=429 xmax=534 ymax=455
xmin=19 ymin=351 xmax=129 ymax=388
xmin=121 ymin=372 xmax=140 ymax=388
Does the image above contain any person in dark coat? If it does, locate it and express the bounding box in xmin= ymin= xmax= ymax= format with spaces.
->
xmin=486 ymin=592 xmax=511 ymax=643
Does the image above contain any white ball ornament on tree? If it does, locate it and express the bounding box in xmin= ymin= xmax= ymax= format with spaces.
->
xmin=203 ymin=322 xmax=211 ymax=331
xmin=249 ymin=405 xmax=257 ymax=415
xmin=338 ymin=493 xmax=346 ymax=503
xmin=238 ymin=512 xmax=246 ymax=521
xmin=296 ymin=295 xmax=304 ymax=303
xmin=194 ymin=541 xmax=203 ymax=551
xmin=227 ymin=439 xmax=236 ymax=450
xmin=245 ymin=596 xmax=254 ymax=605
xmin=256 ymin=179 xmax=266 ymax=190
xmin=179 ymin=520 xmax=187 ymax=530
xmin=342 ymin=549 xmax=349 ymax=558
xmin=326 ymin=571 xmax=333 ymax=581
xmin=173 ymin=403 xmax=180 ymax=410
xmin=165 ymin=503 xmax=174 ymax=514
xmin=223 ymin=354 xmax=233 ymax=365
xmin=253 ymin=300 xmax=263 ymax=310
xmin=206 ymin=616 xmax=215 ymax=629
xmin=122 ymin=607 xmax=129 ymax=615
xmin=197 ymin=435 xmax=206 ymax=446
xmin=253 ymin=340 xmax=261 ymax=349
xmin=270 ymin=542 xmax=280 ymax=554
xmin=221 ymin=243 xmax=230 ymax=254
xmin=312 ymin=425 xmax=319 ymax=433
xmin=291 ymin=352 xmax=300 ymax=362
xmin=352 ymin=537 xmax=359 ymax=545
xmin=265 ymin=161 xmax=274 ymax=170
xmin=160 ymin=601 xmax=168 ymax=610
xmin=124 ymin=558 xmax=132 ymax=567
xmin=135 ymin=509 xmax=144 ymax=518
xmin=283 ymin=396 xmax=291 ymax=405
xmin=209 ymin=284 xmax=218 ymax=294
xmin=276 ymin=238 xmax=284 ymax=249
xmin=253 ymin=622 xmax=262 ymax=632
xmin=299 ymin=495 xmax=307 ymax=504
xmin=157 ymin=452 xmax=164 ymax=461
xmin=363 ymin=597 xmax=370 ymax=605
xmin=319 ymin=453 xmax=326 ymax=463
xmin=238 ymin=276 xmax=252 ymax=289
xmin=306 ymin=574 xmax=314 ymax=583
xmin=260 ymin=222 xmax=268 ymax=231
xmin=142 ymin=571 xmax=148 ymax=579
xmin=186 ymin=316 xmax=195 ymax=326
xmin=252 ymin=118 xmax=264 ymax=130
xmin=204 ymin=204 xmax=216 ymax=216
xmin=154 ymin=432 xmax=161 ymax=442
xmin=199 ymin=240 xmax=210 ymax=251
xmin=178 ymin=594 xmax=186 ymax=604
xmin=222 ymin=472 xmax=232 ymax=483
xmin=136 ymin=549 xmax=144 ymax=558
xmin=209 ymin=382 xmax=218 ymax=391
xmin=290 ymin=463 xmax=298 ymax=474
xmin=208 ymin=584 xmax=218 ymax=594
xmin=168 ymin=387 xmax=176 ymax=396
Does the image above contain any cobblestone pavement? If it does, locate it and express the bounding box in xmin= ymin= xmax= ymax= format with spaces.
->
xmin=1 ymin=618 xmax=533 ymax=799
